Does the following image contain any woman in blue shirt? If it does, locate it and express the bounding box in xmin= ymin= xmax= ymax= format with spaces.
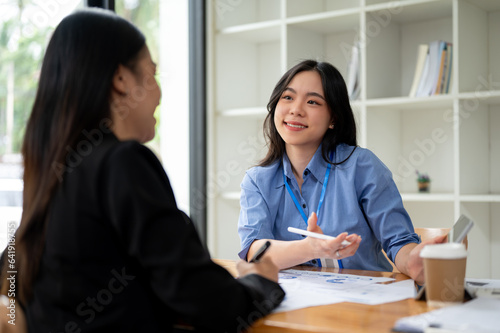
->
xmin=238 ymin=60 xmax=445 ymax=284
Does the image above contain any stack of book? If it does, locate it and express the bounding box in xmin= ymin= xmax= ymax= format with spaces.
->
xmin=408 ymin=40 xmax=453 ymax=97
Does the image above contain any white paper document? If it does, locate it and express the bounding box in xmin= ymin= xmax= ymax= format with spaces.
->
xmin=393 ymin=298 xmax=500 ymax=333
xmin=465 ymin=278 xmax=500 ymax=299
xmin=273 ymin=269 xmax=416 ymax=313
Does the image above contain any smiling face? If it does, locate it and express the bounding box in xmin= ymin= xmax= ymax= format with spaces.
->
xmin=111 ymin=46 xmax=161 ymax=143
xmin=274 ymin=70 xmax=332 ymax=153
xmin=126 ymin=47 xmax=161 ymax=143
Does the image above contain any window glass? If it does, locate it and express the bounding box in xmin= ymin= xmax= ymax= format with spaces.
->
xmin=0 ymin=0 xmax=83 ymax=248
xmin=0 ymin=1 xmax=171 ymax=249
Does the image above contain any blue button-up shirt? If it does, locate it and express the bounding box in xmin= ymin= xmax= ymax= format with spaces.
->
xmin=238 ymin=144 xmax=420 ymax=271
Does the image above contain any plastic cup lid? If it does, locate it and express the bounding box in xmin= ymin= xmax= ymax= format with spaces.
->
xmin=420 ymin=243 xmax=467 ymax=259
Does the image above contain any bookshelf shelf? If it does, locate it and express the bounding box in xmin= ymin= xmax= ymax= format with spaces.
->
xmin=459 ymin=91 xmax=500 ymax=105
xmin=218 ymin=107 xmax=267 ymax=117
xmin=401 ymin=192 xmax=455 ymax=202
xmin=207 ymin=0 xmax=500 ymax=279
xmin=365 ymin=95 xmax=454 ymax=110
xmin=218 ymin=21 xmax=281 ymax=42
xmin=460 ymin=195 xmax=500 ymax=203
xmin=286 ymin=0 xmax=360 ymax=17
xmin=365 ymin=0 xmax=453 ymax=23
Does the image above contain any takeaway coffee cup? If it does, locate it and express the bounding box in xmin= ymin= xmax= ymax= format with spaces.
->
xmin=420 ymin=243 xmax=467 ymax=308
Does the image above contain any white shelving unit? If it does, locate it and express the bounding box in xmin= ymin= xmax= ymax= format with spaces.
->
xmin=206 ymin=0 xmax=500 ymax=278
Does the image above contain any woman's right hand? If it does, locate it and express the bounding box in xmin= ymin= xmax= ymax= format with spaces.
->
xmin=236 ymin=256 xmax=280 ymax=283
xmin=303 ymin=212 xmax=362 ymax=261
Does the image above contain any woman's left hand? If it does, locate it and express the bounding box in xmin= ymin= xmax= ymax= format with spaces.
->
xmin=401 ymin=235 xmax=448 ymax=285
xmin=305 ymin=212 xmax=362 ymax=260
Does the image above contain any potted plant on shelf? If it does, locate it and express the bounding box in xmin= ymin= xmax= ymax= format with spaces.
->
xmin=416 ymin=171 xmax=431 ymax=193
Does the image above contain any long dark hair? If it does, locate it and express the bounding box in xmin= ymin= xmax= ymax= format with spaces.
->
xmin=259 ymin=60 xmax=357 ymax=166
xmin=1 ymin=8 xmax=145 ymax=303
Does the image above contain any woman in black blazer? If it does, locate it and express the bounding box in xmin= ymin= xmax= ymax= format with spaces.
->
xmin=0 ymin=8 xmax=284 ymax=332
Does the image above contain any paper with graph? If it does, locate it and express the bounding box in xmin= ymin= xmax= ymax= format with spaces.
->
xmin=273 ymin=269 xmax=416 ymax=313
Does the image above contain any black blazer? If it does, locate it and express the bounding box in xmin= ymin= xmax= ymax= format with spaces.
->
xmin=24 ymin=132 xmax=284 ymax=332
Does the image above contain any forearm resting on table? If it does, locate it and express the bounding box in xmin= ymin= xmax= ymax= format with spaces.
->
xmin=395 ymin=234 xmax=448 ymax=285
xmin=394 ymin=243 xmax=421 ymax=283
xmin=247 ymin=239 xmax=311 ymax=270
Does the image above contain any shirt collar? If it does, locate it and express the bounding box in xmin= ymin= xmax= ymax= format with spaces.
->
xmin=281 ymin=145 xmax=331 ymax=185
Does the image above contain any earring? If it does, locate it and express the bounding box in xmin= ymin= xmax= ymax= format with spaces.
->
xmin=329 ymin=124 xmax=334 ymax=129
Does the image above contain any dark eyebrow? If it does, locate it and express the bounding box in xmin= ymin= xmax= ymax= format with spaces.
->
xmin=284 ymin=87 xmax=325 ymax=101
xmin=307 ymin=92 xmax=326 ymax=101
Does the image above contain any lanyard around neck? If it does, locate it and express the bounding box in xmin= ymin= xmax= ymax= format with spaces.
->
xmin=283 ymin=151 xmax=333 ymax=225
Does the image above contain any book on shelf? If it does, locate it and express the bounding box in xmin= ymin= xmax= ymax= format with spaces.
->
xmin=434 ymin=42 xmax=453 ymax=95
xmin=346 ymin=42 xmax=360 ymax=101
xmin=414 ymin=45 xmax=430 ymax=97
xmin=419 ymin=40 xmax=441 ymax=96
xmin=410 ymin=40 xmax=452 ymax=97
xmin=408 ymin=44 xmax=429 ymax=98
xmin=430 ymin=40 xmax=447 ymax=95
xmin=442 ymin=43 xmax=453 ymax=94
xmin=433 ymin=43 xmax=447 ymax=94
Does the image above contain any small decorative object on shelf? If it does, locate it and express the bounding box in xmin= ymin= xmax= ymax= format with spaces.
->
xmin=416 ymin=170 xmax=431 ymax=193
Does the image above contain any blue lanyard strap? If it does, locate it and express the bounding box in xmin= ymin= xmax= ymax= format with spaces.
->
xmin=283 ymin=174 xmax=308 ymax=222
xmin=284 ymin=151 xmax=341 ymax=268
xmin=283 ymin=151 xmax=333 ymax=225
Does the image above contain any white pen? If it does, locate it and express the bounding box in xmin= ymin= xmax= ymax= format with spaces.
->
xmin=287 ymin=226 xmax=352 ymax=246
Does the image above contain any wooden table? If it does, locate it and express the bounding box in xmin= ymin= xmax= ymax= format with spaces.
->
xmin=213 ymin=259 xmax=431 ymax=333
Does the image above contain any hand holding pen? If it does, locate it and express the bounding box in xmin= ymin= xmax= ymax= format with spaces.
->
xmin=236 ymin=241 xmax=278 ymax=282
xmin=301 ymin=212 xmax=362 ymax=261
xmin=249 ymin=241 xmax=271 ymax=263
